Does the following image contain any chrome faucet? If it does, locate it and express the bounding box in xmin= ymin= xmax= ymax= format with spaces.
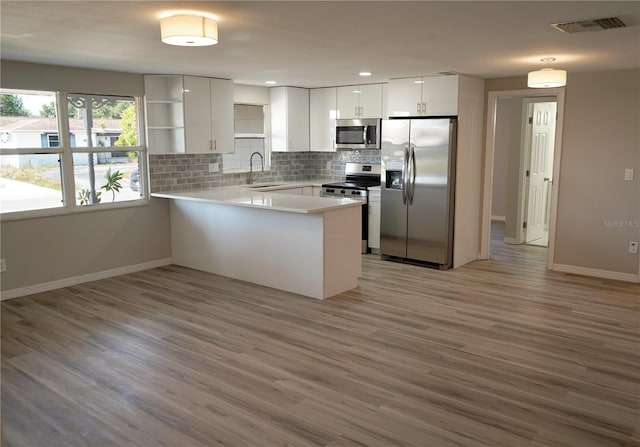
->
xmin=248 ymin=151 xmax=264 ymax=184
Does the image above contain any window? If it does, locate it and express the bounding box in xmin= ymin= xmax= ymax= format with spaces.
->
xmin=0 ymin=90 xmax=64 ymax=213
xmin=0 ymin=89 xmax=147 ymax=217
xmin=223 ymin=104 xmax=270 ymax=172
xmin=46 ymin=134 xmax=59 ymax=148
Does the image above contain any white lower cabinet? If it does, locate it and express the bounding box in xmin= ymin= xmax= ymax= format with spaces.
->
xmin=368 ymin=188 xmax=381 ymax=250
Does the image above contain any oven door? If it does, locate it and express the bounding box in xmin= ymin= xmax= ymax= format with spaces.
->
xmin=335 ymin=119 xmax=381 ymax=149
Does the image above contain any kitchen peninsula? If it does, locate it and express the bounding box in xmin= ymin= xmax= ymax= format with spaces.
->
xmin=152 ymin=186 xmax=363 ymax=299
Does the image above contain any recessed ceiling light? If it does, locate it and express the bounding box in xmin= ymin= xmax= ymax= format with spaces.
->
xmin=265 ymin=81 xmax=277 ymax=85
xmin=352 ymin=90 xmax=362 ymax=94
xmin=414 ymin=80 xmax=425 ymax=84
xmin=359 ymin=72 xmax=372 ymax=77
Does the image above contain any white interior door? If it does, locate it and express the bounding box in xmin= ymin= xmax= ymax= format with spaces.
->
xmin=525 ymin=101 xmax=556 ymax=244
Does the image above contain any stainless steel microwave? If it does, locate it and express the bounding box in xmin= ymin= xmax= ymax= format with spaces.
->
xmin=335 ymin=118 xmax=381 ymax=149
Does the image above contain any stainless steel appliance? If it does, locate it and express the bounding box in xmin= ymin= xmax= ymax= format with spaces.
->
xmin=335 ymin=118 xmax=381 ymax=149
xmin=380 ymin=118 xmax=457 ymax=268
xmin=322 ymin=162 xmax=381 ymax=253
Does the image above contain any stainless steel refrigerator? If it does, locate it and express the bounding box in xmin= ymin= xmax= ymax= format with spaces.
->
xmin=380 ymin=118 xmax=457 ymax=268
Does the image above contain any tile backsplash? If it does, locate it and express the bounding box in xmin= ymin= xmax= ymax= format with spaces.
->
xmin=149 ymin=149 xmax=381 ymax=192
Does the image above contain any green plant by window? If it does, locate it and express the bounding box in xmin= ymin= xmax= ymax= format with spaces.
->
xmin=77 ymin=188 xmax=101 ymax=205
xmin=101 ymin=167 xmax=124 ymax=202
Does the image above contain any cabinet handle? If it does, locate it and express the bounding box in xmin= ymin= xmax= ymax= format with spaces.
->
xmin=417 ymin=102 xmax=421 ymax=113
xmin=422 ymin=102 xmax=427 ymax=114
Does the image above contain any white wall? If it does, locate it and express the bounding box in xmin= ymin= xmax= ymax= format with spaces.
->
xmin=1 ymin=61 xmax=143 ymax=96
xmin=234 ymin=84 xmax=270 ymax=105
xmin=554 ymin=69 xmax=639 ymax=277
xmin=1 ymin=61 xmax=172 ymax=296
xmin=1 ymin=199 xmax=172 ymax=293
xmin=453 ymin=75 xmax=485 ymax=267
xmin=491 ymin=97 xmax=522 ymax=229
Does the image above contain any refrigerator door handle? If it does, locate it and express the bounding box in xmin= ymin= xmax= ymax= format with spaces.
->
xmin=402 ymin=145 xmax=409 ymax=205
xmin=409 ymin=145 xmax=417 ymax=205
xmin=406 ymin=146 xmax=412 ymax=205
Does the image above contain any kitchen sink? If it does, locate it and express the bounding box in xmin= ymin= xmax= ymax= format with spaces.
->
xmin=247 ymin=183 xmax=283 ymax=189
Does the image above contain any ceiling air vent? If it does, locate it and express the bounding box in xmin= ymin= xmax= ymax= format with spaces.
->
xmin=552 ymin=17 xmax=626 ymax=34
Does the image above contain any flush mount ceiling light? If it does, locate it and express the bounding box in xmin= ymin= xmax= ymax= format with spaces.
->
xmin=161 ymin=14 xmax=218 ymax=46
xmin=528 ymin=57 xmax=567 ymax=88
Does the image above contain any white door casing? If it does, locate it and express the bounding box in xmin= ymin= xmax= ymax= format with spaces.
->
xmin=480 ymin=88 xmax=566 ymax=270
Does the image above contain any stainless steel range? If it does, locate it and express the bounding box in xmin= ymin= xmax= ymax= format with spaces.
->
xmin=322 ymin=162 xmax=381 ymax=253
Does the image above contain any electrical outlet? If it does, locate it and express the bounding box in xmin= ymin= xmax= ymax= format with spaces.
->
xmin=629 ymin=241 xmax=639 ymax=255
xmin=208 ymin=163 xmax=219 ymax=173
xmin=0 ymin=258 xmax=6 ymax=273
xmin=624 ymin=169 xmax=634 ymax=181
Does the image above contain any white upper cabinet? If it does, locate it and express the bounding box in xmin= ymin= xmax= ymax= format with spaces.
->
xmin=210 ymin=78 xmax=234 ymax=153
xmin=183 ymin=76 xmax=210 ymax=153
xmin=144 ymin=75 xmax=185 ymax=154
xmin=184 ymin=76 xmax=234 ymax=154
xmin=270 ymin=86 xmax=310 ymax=152
xmin=386 ymin=78 xmax=423 ymax=117
xmin=387 ymin=75 xmax=459 ymax=117
xmin=309 ymin=87 xmax=337 ymax=152
xmin=337 ymin=84 xmax=384 ymax=119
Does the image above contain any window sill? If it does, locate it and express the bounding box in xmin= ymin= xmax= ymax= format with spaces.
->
xmin=0 ymin=197 xmax=151 ymax=222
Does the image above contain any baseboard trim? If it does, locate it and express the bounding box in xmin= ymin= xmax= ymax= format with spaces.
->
xmin=491 ymin=215 xmax=506 ymax=222
xmin=553 ymin=263 xmax=639 ymax=283
xmin=1 ymin=258 xmax=173 ymax=301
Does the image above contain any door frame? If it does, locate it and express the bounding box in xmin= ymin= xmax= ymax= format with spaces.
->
xmin=479 ymin=88 xmax=566 ymax=269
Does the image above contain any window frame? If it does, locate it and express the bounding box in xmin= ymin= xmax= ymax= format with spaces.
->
xmin=0 ymin=90 xmax=149 ymax=222
xmin=222 ymin=102 xmax=271 ymax=174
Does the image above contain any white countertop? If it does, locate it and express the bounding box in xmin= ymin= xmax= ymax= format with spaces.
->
xmin=152 ymin=181 xmax=364 ymax=214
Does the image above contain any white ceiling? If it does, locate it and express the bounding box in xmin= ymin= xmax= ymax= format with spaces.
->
xmin=1 ymin=1 xmax=639 ymax=88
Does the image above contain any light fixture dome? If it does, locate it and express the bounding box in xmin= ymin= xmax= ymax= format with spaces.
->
xmin=161 ymin=14 xmax=218 ymax=46
xmin=528 ymin=58 xmax=566 ymax=88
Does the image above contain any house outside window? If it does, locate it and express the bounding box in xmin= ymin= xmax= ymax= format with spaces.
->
xmin=0 ymin=89 xmax=147 ymax=217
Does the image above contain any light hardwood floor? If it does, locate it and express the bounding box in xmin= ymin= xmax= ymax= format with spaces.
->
xmin=2 ymin=224 xmax=639 ymax=446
